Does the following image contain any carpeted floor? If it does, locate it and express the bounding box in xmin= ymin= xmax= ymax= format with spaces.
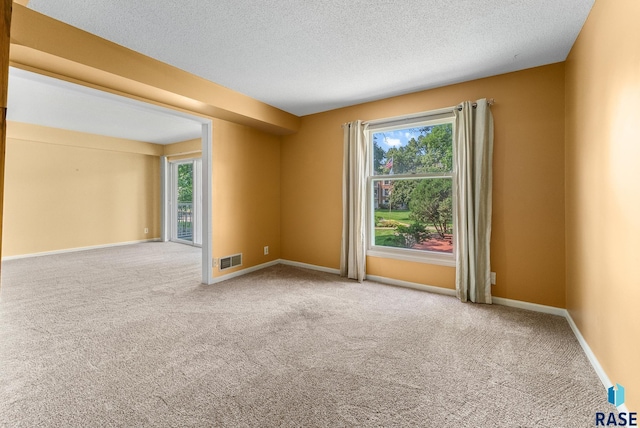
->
xmin=0 ymin=242 xmax=611 ymax=427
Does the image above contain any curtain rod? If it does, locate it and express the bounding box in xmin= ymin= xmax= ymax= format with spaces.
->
xmin=343 ymin=98 xmax=496 ymax=128
xmin=456 ymin=98 xmax=495 ymax=111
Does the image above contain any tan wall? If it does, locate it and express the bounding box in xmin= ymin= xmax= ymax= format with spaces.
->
xmin=212 ymin=119 xmax=281 ymax=277
xmin=282 ymin=64 xmax=566 ymax=307
xmin=3 ymin=119 xmax=281 ymax=281
xmin=166 ymin=153 xmax=201 ymax=163
xmin=565 ymin=0 xmax=640 ymax=411
xmin=164 ymin=138 xmax=201 ymax=160
xmin=3 ymin=122 xmax=161 ymax=256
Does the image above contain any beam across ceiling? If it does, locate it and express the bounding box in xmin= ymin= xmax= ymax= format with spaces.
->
xmin=9 ymin=4 xmax=300 ymax=135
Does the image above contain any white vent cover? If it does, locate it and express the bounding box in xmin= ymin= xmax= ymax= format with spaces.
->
xmin=219 ymin=253 xmax=242 ymax=271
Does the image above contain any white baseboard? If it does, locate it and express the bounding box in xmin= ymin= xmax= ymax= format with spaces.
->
xmin=366 ymin=274 xmax=457 ymax=297
xmin=1 ymin=238 xmax=161 ymax=261
xmin=279 ymin=259 xmax=341 ymax=275
xmin=274 ymin=262 xmax=453 ymax=300
xmin=493 ymin=298 xmax=628 ymax=411
xmin=210 ymin=259 xmax=281 ymax=284
xmin=491 ymin=296 xmax=567 ymax=317
xmin=618 ymin=403 xmax=631 ymax=414
xmin=565 ymin=312 xmax=630 ymax=413
xmin=362 ymin=274 xmax=620 ymax=410
xmin=564 ymin=311 xmax=611 ymax=389
xmin=276 ymin=261 xmax=455 ymax=299
xmin=210 ymin=258 xmax=339 ymax=285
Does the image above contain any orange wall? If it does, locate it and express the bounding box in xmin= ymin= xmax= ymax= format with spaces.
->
xmin=565 ymin=0 xmax=640 ymax=411
xmin=282 ymin=64 xmax=567 ymax=307
xmin=3 ymin=122 xmax=161 ymax=256
xmin=212 ymin=119 xmax=281 ymax=277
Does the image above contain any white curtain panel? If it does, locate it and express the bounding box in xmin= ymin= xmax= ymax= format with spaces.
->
xmin=340 ymin=120 xmax=369 ymax=282
xmin=454 ymin=99 xmax=494 ymax=303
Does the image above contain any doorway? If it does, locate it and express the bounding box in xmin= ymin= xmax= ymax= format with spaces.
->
xmin=170 ymin=159 xmax=202 ymax=246
xmin=5 ymin=67 xmax=214 ymax=285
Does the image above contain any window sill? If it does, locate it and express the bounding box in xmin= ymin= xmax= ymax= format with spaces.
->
xmin=367 ymin=247 xmax=456 ymax=267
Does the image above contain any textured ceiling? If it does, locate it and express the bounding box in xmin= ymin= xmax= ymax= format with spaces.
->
xmin=27 ymin=0 xmax=595 ymax=117
xmin=7 ymin=68 xmax=203 ymax=145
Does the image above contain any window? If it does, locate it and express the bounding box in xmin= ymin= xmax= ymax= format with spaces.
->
xmin=368 ymin=113 xmax=455 ymax=266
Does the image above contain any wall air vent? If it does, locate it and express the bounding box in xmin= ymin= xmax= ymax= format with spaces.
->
xmin=219 ymin=253 xmax=242 ymax=271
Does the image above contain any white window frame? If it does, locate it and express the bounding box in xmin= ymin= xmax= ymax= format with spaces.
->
xmin=366 ymin=110 xmax=456 ymax=267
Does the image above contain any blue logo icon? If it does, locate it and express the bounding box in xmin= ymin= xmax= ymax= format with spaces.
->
xmin=608 ymin=383 xmax=625 ymax=407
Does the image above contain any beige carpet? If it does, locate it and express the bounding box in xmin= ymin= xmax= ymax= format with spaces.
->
xmin=0 ymin=242 xmax=611 ymax=427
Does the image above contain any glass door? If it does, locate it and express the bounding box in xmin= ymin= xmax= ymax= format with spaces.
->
xmin=171 ymin=159 xmax=202 ymax=245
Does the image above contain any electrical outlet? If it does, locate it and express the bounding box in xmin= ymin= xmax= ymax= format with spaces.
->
xmin=490 ymin=272 xmax=496 ymax=285
xmin=264 ymin=246 xmax=269 ymax=255
xmin=144 ymin=228 xmax=149 ymax=234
